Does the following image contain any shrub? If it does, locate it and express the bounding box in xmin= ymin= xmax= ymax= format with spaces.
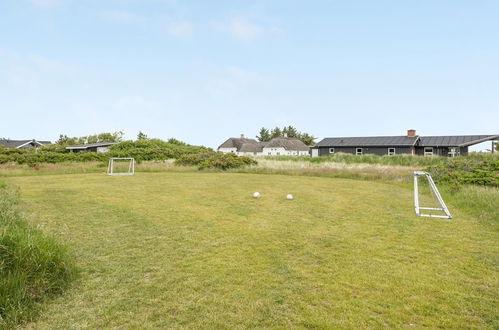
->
xmin=0 ymin=184 xmax=76 ymax=327
xmin=425 ymin=157 xmax=498 ymax=188
xmin=0 ymin=139 xmax=212 ymax=165
xmin=175 ymin=152 xmax=257 ymax=170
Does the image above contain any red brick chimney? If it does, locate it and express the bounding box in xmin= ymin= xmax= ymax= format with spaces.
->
xmin=407 ymin=129 xmax=416 ymax=137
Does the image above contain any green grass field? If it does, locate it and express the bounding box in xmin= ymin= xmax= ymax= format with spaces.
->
xmin=5 ymin=172 xmax=498 ymax=328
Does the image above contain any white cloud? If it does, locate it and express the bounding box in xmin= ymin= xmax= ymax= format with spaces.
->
xmin=30 ymin=0 xmax=63 ymax=8
xmin=227 ymin=18 xmax=262 ymax=41
xmin=204 ymin=66 xmax=267 ymax=100
xmin=167 ymin=21 xmax=194 ymax=37
xmin=214 ymin=17 xmax=282 ymax=42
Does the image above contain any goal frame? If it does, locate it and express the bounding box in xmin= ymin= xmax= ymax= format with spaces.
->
xmin=413 ymin=171 xmax=452 ymax=219
xmin=107 ymin=158 xmax=135 ymax=176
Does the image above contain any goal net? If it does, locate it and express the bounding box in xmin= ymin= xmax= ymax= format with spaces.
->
xmin=413 ymin=171 xmax=452 ymax=219
xmin=107 ymin=158 xmax=135 ymax=176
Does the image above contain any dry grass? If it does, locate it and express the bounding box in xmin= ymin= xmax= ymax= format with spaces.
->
xmin=235 ymin=159 xmax=416 ymax=183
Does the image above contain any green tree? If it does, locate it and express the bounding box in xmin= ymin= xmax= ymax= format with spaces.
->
xmin=298 ymin=132 xmax=316 ymax=146
xmin=137 ymin=131 xmax=149 ymax=141
xmin=56 ymin=131 xmax=124 ymax=145
xmin=283 ymin=125 xmax=299 ymax=138
xmin=255 ymin=126 xmax=316 ymax=146
xmin=256 ymin=128 xmax=271 ymax=142
xmin=270 ymin=127 xmax=282 ymax=139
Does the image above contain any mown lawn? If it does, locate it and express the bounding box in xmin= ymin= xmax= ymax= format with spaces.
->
xmin=6 ymin=172 xmax=498 ymax=328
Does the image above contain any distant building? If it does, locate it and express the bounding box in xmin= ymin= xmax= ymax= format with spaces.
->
xmin=0 ymin=139 xmax=51 ymax=149
xmin=66 ymin=142 xmax=117 ymax=153
xmin=312 ymin=130 xmax=498 ymax=157
xmin=218 ymin=134 xmax=310 ymax=156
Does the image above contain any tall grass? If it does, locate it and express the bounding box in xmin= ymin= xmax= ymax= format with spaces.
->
xmin=0 ymin=182 xmax=76 ymax=328
xmin=442 ymin=185 xmax=499 ymax=229
xmin=231 ymin=159 xmax=416 ymax=183
xmin=267 ymin=152 xmax=498 ymax=167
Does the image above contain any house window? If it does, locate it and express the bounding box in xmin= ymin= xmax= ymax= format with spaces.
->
xmin=277 ymin=152 xmax=280 ymax=155
xmin=388 ymin=148 xmax=396 ymax=155
xmin=424 ymin=147 xmax=433 ymax=156
xmin=268 ymin=152 xmax=271 ymax=155
xmin=356 ymin=148 xmax=363 ymax=155
xmin=329 ymin=148 xmax=335 ymax=154
xmin=448 ymin=147 xmax=459 ymax=157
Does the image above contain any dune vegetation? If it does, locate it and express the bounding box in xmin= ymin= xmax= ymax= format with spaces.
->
xmin=0 ymin=182 xmax=76 ymax=328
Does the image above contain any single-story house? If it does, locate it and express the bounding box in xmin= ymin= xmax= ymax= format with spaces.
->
xmin=312 ymin=130 xmax=498 ymax=157
xmin=218 ymin=134 xmax=310 ymax=156
xmin=66 ymin=142 xmax=117 ymax=153
xmin=0 ymin=139 xmax=51 ymax=149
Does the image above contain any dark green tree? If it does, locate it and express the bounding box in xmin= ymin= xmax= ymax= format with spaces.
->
xmin=255 ymin=126 xmax=316 ymax=146
xmin=282 ymin=125 xmax=299 ymax=138
xmin=298 ymin=132 xmax=316 ymax=146
xmin=270 ymin=127 xmax=282 ymax=139
xmin=137 ymin=131 xmax=149 ymax=141
xmin=256 ymin=128 xmax=271 ymax=142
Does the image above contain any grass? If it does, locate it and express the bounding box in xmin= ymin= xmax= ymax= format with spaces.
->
xmin=3 ymin=172 xmax=498 ymax=328
xmin=266 ymin=152 xmax=498 ymax=167
xmin=0 ymin=183 xmax=76 ymax=329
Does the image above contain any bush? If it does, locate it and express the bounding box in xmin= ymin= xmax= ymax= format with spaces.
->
xmin=0 ymin=139 xmax=212 ymax=165
xmin=175 ymin=152 xmax=257 ymax=170
xmin=0 ymin=183 xmax=76 ymax=327
xmin=425 ymin=157 xmax=498 ymax=188
xmin=108 ymin=139 xmax=211 ymax=162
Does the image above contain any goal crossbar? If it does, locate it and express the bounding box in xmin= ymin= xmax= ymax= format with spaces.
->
xmin=107 ymin=158 xmax=135 ymax=176
xmin=413 ymin=171 xmax=452 ymax=219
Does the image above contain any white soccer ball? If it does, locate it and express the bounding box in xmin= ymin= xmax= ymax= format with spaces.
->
xmin=286 ymin=194 xmax=293 ymax=200
xmin=253 ymin=192 xmax=261 ymax=198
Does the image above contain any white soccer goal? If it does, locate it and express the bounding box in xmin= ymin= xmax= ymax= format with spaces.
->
xmin=107 ymin=158 xmax=135 ymax=176
xmin=413 ymin=171 xmax=452 ymax=219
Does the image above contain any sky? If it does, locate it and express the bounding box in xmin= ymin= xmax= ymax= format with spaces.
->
xmin=0 ymin=0 xmax=498 ymax=150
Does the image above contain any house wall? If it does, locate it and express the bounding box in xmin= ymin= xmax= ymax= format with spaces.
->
xmin=218 ymin=147 xmax=237 ymax=154
xmin=318 ymin=146 xmax=413 ymax=156
xmin=97 ymin=147 xmax=110 ymax=153
xmin=237 ymin=151 xmax=260 ymax=156
xmin=414 ymin=146 xmax=468 ymax=157
xmin=262 ymin=147 xmax=309 ymax=156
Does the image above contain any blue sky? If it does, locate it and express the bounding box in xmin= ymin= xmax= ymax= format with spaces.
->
xmin=0 ymin=0 xmax=498 ymax=149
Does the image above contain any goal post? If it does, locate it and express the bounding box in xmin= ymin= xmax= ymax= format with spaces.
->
xmin=107 ymin=158 xmax=135 ymax=176
xmin=413 ymin=171 xmax=452 ymax=219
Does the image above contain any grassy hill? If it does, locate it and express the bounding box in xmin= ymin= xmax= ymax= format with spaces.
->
xmin=4 ymin=172 xmax=497 ymax=328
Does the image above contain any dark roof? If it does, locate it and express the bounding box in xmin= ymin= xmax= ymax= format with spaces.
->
xmin=264 ymin=137 xmax=310 ymax=151
xmin=66 ymin=142 xmax=117 ymax=150
xmin=418 ymin=135 xmax=499 ymax=147
xmin=218 ymin=137 xmax=258 ymax=150
xmin=0 ymin=139 xmax=51 ymax=148
xmin=316 ymin=136 xmax=419 ymax=147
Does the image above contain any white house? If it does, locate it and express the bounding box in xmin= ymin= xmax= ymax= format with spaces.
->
xmin=218 ymin=134 xmax=310 ymax=156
